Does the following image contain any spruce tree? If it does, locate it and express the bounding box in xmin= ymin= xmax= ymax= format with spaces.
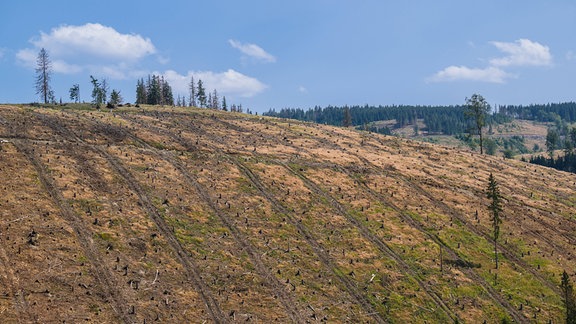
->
xmin=110 ymin=89 xmax=122 ymax=106
xmin=212 ymin=89 xmax=219 ymax=110
xmin=561 ymin=270 xmax=576 ymax=324
xmin=188 ymin=76 xmax=197 ymax=107
xmin=487 ymin=173 xmax=503 ymax=269
xmin=343 ymin=106 xmax=352 ymax=127
xmin=35 ymin=48 xmax=53 ymax=104
xmin=160 ymin=76 xmax=174 ymax=106
xmin=69 ymin=84 xmax=80 ymax=103
xmin=90 ymin=76 xmax=105 ymax=107
xmin=136 ymin=78 xmax=147 ymax=105
xmin=196 ymin=79 xmax=207 ymax=108
xmin=465 ymin=94 xmax=490 ymax=154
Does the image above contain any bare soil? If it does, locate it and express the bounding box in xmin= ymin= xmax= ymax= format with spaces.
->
xmin=0 ymin=104 xmax=574 ymax=323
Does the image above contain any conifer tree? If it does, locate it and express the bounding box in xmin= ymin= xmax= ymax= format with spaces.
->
xmin=69 ymin=84 xmax=80 ymax=103
xmin=35 ymin=48 xmax=53 ymax=104
xmin=188 ymin=76 xmax=197 ymax=107
xmin=465 ymin=94 xmax=490 ymax=154
xmin=561 ymin=270 xmax=576 ymax=324
xmin=212 ymin=89 xmax=219 ymax=110
xmin=343 ymin=106 xmax=352 ymax=127
xmin=109 ymin=89 xmax=122 ymax=106
xmin=136 ymin=78 xmax=147 ymax=104
xmin=90 ymin=76 xmax=105 ymax=107
xmin=222 ymin=96 xmax=227 ymax=111
xmin=486 ymin=173 xmax=503 ymax=269
xmin=160 ymin=76 xmax=174 ymax=106
xmin=196 ymin=79 xmax=207 ymax=108
xmin=101 ymin=78 xmax=109 ymax=104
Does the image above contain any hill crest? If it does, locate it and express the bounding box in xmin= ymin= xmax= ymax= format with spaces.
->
xmin=0 ymin=104 xmax=574 ymax=322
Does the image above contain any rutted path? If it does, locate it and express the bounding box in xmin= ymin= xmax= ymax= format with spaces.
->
xmin=11 ymin=138 xmax=132 ymax=323
xmin=75 ymin=111 xmax=306 ymax=323
xmin=363 ymin=135 xmax=562 ymax=296
xmin=0 ymin=117 xmax=35 ymax=323
xmin=32 ymin=111 xmax=226 ymax=323
xmin=213 ymin=116 xmax=530 ymax=322
xmin=118 ymin=112 xmax=387 ymax=322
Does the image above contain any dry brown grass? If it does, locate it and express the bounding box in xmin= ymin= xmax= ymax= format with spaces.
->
xmin=0 ymin=104 xmax=574 ymax=322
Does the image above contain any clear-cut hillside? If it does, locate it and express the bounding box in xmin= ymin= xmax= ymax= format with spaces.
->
xmin=0 ymin=104 xmax=574 ymax=323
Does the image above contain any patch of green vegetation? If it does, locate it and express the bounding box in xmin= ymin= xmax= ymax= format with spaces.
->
xmin=95 ymin=232 xmax=113 ymax=241
xmin=150 ymin=141 xmax=167 ymax=150
xmin=77 ymin=254 xmax=89 ymax=264
xmin=71 ymin=198 xmax=101 ymax=215
xmin=88 ymin=303 xmax=100 ymax=315
xmin=235 ymin=176 xmax=255 ymax=193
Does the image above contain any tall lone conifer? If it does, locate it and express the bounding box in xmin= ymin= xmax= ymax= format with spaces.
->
xmin=35 ymin=48 xmax=53 ymax=104
xmin=465 ymin=94 xmax=490 ymax=154
xmin=486 ymin=173 xmax=503 ymax=269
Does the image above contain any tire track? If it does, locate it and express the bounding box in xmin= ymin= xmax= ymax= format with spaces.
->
xmin=215 ymin=116 xmax=530 ymax=321
xmin=11 ymin=138 xmax=132 ymax=324
xmin=354 ymin=135 xmax=562 ymax=297
xmin=269 ymin=117 xmax=561 ymax=298
xmin=84 ymin=112 xmax=306 ymax=323
xmin=0 ymin=115 xmax=36 ymax=323
xmin=229 ymin=157 xmax=387 ymax=323
xmin=119 ymin=112 xmax=387 ymax=323
xmin=0 ymin=233 xmax=34 ymax=322
xmin=300 ymin=158 xmax=526 ymax=323
xmin=213 ymin=117 xmax=463 ymax=319
xmin=32 ymin=111 xmax=226 ymax=323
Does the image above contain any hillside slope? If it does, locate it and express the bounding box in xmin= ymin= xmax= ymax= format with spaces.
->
xmin=0 ymin=105 xmax=575 ymax=323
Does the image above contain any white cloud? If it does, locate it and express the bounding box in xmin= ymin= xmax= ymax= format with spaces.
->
xmin=431 ymin=38 xmax=551 ymax=83
xmin=229 ymin=39 xmax=276 ymax=63
xmin=0 ymin=48 xmax=5 ymax=60
xmin=490 ymin=39 xmax=552 ymax=67
xmin=32 ymin=23 xmax=155 ymax=60
xmin=17 ymin=23 xmax=156 ymax=79
xmin=52 ymin=60 xmax=83 ymax=74
xmin=298 ymin=86 xmax=308 ymax=94
xmin=430 ymin=66 xmax=511 ymax=83
xmin=15 ymin=48 xmax=35 ymax=68
xmin=161 ymin=69 xmax=268 ymax=98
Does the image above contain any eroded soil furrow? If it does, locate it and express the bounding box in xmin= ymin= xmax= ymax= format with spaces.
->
xmin=393 ymin=171 xmax=561 ymax=295
xmin=213 ymin=116 xmax=530 ymax=321
xmin=86 ymin=112 xmax=306 ymax=323
xmin=1 ymin=112 xmax=132 ymax=322
xmin=32 ymin=111 xmax=225 ymax=323
xmin=94 ymin=147 xmax=227 ymax=323
xmin=359 ymin=134 xmax=563 ymax=296
xmin=0 ymin=236 xmax=34 ymax=322
xmin=157 ymin=154 xmax=306 ymax=323
xmin=11 ymin=138 xmax=132 ymax=323
xmin=125 ymin=114 xmax=387 ymax=322
xmin=279 ymin=162 xmax=460 ymax=321
xmin=316 ymin=159 xmax=526 ymax=322
xmin=229 ymin=157 xmax=387 ymax=323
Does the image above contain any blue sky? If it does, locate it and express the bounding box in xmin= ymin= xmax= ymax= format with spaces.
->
xmin=1 ymin=1 xmax=575 ymax=113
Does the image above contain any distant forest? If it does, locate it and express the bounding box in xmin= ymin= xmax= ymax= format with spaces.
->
xmin=527 ymin=153 xmax=576 ymax=173
xmin=264 ymin=102 xmax=576 ymax=135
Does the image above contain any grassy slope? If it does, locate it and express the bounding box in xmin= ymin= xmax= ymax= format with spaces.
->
xmin=0 ymin=104 xmax=574 ymax=323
